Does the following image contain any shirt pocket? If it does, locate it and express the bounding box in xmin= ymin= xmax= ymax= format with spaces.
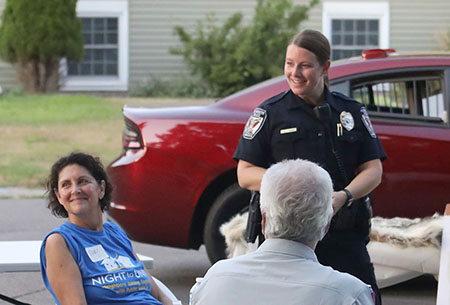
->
xmin=271 ymin=128 xmax=318 ymax=162
xmin=336 ymin=130 xmax=363 ymax=166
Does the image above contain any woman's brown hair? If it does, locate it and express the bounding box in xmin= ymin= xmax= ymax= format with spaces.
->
xmin=46 ymin=152 xmax=113 ymax=217
xmin=289 ymin=29 xmax=331 ymax=66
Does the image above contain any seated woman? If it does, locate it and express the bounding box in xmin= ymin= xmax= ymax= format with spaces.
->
xmin=40 ymin=152 xmax=173 ymax=305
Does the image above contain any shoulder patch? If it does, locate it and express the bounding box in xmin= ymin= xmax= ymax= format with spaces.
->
xmin=360 ymin=107 xmax=376 ymax=138
xmin=243 ymin=108 xmax=267 ymax=140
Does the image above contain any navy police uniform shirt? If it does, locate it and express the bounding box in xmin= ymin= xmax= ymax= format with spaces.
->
xmin=233 ymin=88 xmax=386 ymax=191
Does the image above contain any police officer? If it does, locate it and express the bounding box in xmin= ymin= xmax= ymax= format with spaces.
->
xmin=233 ymin=29 xmax=386 ymax=305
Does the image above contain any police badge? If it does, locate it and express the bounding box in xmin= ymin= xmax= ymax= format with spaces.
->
xmin=361 ymin=107 xmax=377 ymax=138
xmin=243 ymin=108 xmax=267 ymax=139
xmin=340 ymin=111 xmax=355 ymax=131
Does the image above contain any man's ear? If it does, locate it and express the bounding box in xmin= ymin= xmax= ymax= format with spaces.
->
xmin=261 ymin=211 xmax=266 ymax=238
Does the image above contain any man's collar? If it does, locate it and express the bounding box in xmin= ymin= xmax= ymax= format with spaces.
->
xmin=257 ymin=238 xmax=318 ymax=262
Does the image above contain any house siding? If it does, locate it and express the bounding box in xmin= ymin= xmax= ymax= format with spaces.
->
xmin=389 ymin=0 xmax=450 ymax=51
xmin=0 ymin=0 xmax=19 ymax=90
xmin=0 ymin=0 xmax=449 ymax=91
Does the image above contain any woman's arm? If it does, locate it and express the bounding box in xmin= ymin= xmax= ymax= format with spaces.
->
xmin=236 ymin=160 xmax=267 ymax=191
xmin=45 ymin=233 xmax=87 ymax=305
xmin=332 ymin=159 xmax=383 ymax=213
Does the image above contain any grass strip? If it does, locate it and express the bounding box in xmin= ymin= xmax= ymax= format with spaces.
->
xmin=0 ymin=94 xmax=124 ymax=188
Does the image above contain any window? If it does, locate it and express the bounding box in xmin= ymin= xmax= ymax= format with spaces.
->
xmin=420 ymin=79 xmax=445 ymax=119
xmin=352 ymin=76 xmax=447 ymax=123
xmin=323 ymin=2 xmax=389 ymax=60
xmin=68 ymin=18 xmax=119 ymax=76
xmin=60 ymin=0 xmax=128 ymax=92
xmin=331 ymin=19 xmax=379 ymax=60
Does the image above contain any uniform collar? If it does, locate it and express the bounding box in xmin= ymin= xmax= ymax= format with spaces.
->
xmin=287 ymin=87 xmax=344 ymax=114
xmin=287 ymin=90 xmax=314 ymax=110
xmin=286 ymin=90 xmax=317 ymax=119
xmin=324 ymin=87 xmax=345 ymax=113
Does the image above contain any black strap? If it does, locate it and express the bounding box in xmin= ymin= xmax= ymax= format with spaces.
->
xmin=324 ymin=122 xmax=349 ymax=185
xmin=313 ymin=103 xmax=349 ymax=185
xmin=0 ymin=293 xmax=31 ymax=305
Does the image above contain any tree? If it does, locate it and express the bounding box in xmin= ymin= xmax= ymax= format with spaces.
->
xmin=171 ymin=0 xmax=318 ymax=97
xmin=0 ymin=0 xmax=83 ymax=92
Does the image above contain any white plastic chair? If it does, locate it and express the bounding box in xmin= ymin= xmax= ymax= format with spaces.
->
xmin=153 ymin=276 xmax=182 ymax=305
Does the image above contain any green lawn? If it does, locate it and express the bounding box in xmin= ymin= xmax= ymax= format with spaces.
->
xmin=0 ymin=94 xmax=125 ymax=188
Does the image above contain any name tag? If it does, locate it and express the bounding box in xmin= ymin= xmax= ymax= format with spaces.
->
xmin=280 ymin=127 xmax=297 ymax=134
xmin=85 ymin=244 xmax=109 ymax=262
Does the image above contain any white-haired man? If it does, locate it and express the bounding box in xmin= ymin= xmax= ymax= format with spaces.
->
xmin=192 ymin=159 xmax=374 ymax=305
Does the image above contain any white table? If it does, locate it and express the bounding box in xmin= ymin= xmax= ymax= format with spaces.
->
xmin=0 ymin=240 xmax=154 ymax=272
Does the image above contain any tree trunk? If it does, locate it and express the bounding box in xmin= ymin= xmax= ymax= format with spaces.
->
xmin=15 ymin=61 xmax=39 ymax=93
xmin=42 ymin=58 xmax=59 ymax=92
xmin=14 ymin=59 xmax=60 ymax=93
xmin=32 ymin=59 xmax=40 ymax=92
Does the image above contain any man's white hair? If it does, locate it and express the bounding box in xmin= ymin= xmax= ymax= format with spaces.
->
xmin=260 ymin=159 xmax=334 ymax=244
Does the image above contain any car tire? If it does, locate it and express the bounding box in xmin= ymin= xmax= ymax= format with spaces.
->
xmin=203 ymin=183 xmax=251 ymax=264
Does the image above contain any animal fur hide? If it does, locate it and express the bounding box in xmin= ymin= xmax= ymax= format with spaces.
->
xmin=220 ymin=212 xmax=443 ymax=259
xmin=219 ymin=213 xmax=257 ymax=258
xmin=370 ymin=213 xmax=443 ymax=249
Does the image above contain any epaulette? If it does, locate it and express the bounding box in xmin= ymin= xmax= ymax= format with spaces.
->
xmin=263 ymin=90 xmax=290 ymax=106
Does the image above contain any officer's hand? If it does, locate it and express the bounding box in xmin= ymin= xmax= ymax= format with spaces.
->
xmin=331 ymin=191 xmax=347 ymax=215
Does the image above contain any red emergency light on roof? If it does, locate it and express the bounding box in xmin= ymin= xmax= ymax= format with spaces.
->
xmin=362 ymin=48 xmax=397 ymax=60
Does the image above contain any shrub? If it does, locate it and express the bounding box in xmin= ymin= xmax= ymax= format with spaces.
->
xmin=131 ymin=75 xmax=217 ymax=98
xmin=171 ymin=0 xmax=318 ymax=97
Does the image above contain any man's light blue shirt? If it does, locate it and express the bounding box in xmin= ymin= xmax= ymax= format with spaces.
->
xmin=193 ymin=238 xmax=374 ymax=305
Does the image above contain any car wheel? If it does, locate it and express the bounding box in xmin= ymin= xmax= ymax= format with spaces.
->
xmin=203 ymin=183 xmax=251 ymax=264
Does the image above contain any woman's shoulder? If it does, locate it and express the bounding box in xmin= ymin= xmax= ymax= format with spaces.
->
xmin=43 ymin=223 xmax=70 ymax=240
xmin=44 ymin=232 xmax=67 ymax=250
xmin=41 ymin=231 xmax=73 ymax=263
xmin=331 ymin=91 xmax=360 ymax=104
xmin=329 ymin=91 xmax=365 ymax=112
xmin=103 ymin=221 xmax=122 ymax=231
xmin=103 ymin=222 xmax=133 ymax=249
xmin=42 ymin=223 xmax=76 ymax=250
xmin=103 ymin=222 xmax=128 ymax=237
xmin=259 ymin=90 xmax=290 ymax=108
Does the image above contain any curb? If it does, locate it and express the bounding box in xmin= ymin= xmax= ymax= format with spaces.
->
xmin=0 ymin=187 xmax=46 ymax=199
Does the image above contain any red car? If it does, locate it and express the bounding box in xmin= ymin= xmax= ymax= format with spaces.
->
xmin=107 ymin=50 xmax=450 ymax=263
